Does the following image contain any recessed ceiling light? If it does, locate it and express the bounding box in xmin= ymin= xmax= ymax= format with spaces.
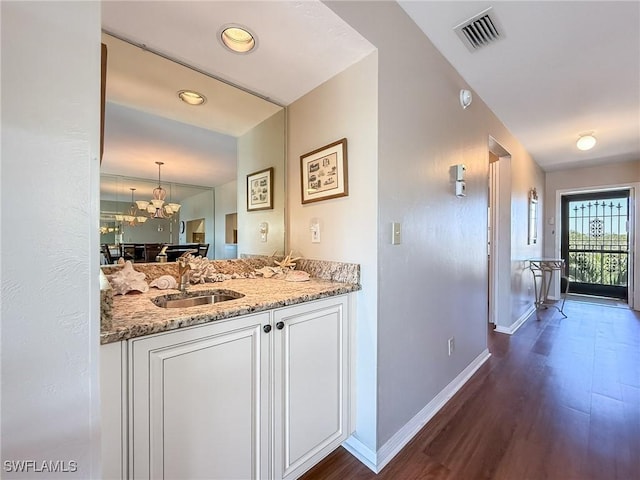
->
xmin=219 ymin=25 xmax=256 ymax=54
xmin=177 ymin=90 xmax=206 ymax=106
xmin=576 ymin=134 xmax=596 ymax=151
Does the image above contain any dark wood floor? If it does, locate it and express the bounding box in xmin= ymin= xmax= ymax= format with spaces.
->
xmin=302 ymin=298 xmax=640 ymax=480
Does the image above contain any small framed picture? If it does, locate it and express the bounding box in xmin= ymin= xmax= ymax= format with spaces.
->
xmin=300 ymin=138 xmax=348 ymax=204
xmin=247 ymin=167 xmax=274 ymax=211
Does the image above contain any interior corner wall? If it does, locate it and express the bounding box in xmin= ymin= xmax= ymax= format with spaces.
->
xmin=509 ymin=141 xmax=546 ymax=327
xmin=1 ymin=2 xmax=102 ymax=476
xmin=177 ymin=189 xmax=215 ymax=256
xmin=327 ymin=1 xmax=544 ymax=451
xmin=237 ymin=110 xmax=286 ymax=257
xmin=214 ymin=180 xmax=238 ymax=259
xmin=544 ymin=159 xmax=640 ymax=309
xmin=287 ymin=52 xmax=379 ymax=453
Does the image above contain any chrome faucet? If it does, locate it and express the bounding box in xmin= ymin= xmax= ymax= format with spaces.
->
xmin=177 ymin=250 xmax=197 ymax=292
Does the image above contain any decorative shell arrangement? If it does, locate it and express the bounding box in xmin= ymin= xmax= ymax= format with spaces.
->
xmin=285 ymin=270 xmax=310 ymax=282
xmin=274 ymin=251 xmax=301 ymax=270
xmin=181 ymin=254 xmax=256 ymax=284
xmin=149 ymin=275 xmax=178 ymax=290
xmin=255 ymin=252 xmax=310 ymax=282
xmin=108 ymin=261 xmax=149 ymax=295
xmin=255 ymin=266 xmax=286 ymax=279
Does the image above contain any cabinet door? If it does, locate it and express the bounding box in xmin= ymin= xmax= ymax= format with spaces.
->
xmin=273 ymin=296 xmax=350 ymax=480
xmin=130 ymin=313 xmax=270 ymax=480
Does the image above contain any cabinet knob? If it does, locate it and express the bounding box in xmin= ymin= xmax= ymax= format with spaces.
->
xmin=263 ymin=324 xmax=272 ymax=333
xmin=276 ymin=321 xmax=285 ymax=330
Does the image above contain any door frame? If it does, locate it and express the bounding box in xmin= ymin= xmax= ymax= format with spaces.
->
xmin=488 ymin=136 xmax=512 ymax=328
xmin=554 ymin=183 xmax=638 ymax=309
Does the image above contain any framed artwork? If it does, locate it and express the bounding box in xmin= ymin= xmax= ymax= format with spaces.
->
xmin=300 ymin=138 xmax=348 ymax=204
xmin=247 ymin=167 xmax=274 ymax=211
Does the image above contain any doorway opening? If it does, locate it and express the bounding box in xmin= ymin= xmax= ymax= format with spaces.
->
xmin=561 ymin=190 xmax=630 ymax=301
xmin=488 ymin=137 xmax=512 ymax=329
xmin=186 ymin=218 xmax=205 ymax=244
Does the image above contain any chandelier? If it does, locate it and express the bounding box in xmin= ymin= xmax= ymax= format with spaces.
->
xmin=134 ymin=161 xmax=181 ymax=219
xmin=114 ymin=188 xmax=148 ymax=226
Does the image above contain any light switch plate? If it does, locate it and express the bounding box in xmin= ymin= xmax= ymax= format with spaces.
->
xmin=392 ymin=222 xmax=401 ymax=245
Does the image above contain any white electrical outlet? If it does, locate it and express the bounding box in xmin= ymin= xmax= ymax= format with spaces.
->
xmin=448 ymin=337 xmax=455 ymax=356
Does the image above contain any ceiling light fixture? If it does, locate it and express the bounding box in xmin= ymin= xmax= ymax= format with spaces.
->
xmin=177 ymin=90 xmax=206 ymax=106
xmin=115 ymin=188 xmax=149 ymax=226
xmin=219 ymin=25 xmax=257 ymax=53
xmin=134 ymin=162 xmax=182 ymax=219
xmin=576 ymin=134 xmax=597 ymax=151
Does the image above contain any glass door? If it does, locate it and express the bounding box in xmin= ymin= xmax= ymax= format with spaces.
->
xmin=561 ymin=190 xmax=630 ymax=300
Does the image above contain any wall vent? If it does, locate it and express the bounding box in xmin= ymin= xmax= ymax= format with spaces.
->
xmin=454 ymin=7 xmax=504 ymax=52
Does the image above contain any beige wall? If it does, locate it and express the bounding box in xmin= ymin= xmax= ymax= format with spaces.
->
xmin=544 ymin=159 xmax=640 ymax=308
xmin=325 ymin=1 xmax=544 ymax=460
xmin=237 ymin=110 xmax=286 ymax=256
xmin=288 ymin=51 xmax=379 ymax=452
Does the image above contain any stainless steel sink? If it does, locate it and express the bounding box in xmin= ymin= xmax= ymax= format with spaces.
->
xmin=153 ymin=290 xmax=245 ymax=309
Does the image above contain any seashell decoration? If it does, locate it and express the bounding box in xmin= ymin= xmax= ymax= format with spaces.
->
xmin=255 ymin=252 xmax=309 ymax=281
xmin=274 ymin=251 xmax=301 ymax=270
xmin=108 ymin=261 xmax=149 ymax=295
xmin=149 ymin=275 xmax=178 ymax=290
xmin=285 ymin=270 xmax=310 ymax=282
xmin=180 ymin=253 xmax=256 ymax=284
xmin=255 ymin=266 xmax=286 ymax=279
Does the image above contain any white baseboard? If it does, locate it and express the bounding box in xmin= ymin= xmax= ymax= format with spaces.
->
xmin=494 ymin=304 xmax=535 ymax=335
xmin=342 ymin=435 xmax=379 ymax=473
xmin=349 ymin=348 xmax=490 ymax=473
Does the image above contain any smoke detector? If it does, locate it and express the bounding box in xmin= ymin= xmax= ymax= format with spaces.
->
xmin=454 ymin=7 xmax=504 ymax=52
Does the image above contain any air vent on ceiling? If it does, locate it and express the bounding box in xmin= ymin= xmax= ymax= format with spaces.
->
xmin=454 ymin=7 xmax=503 ymax=52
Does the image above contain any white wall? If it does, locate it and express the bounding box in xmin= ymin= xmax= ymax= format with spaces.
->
xmin=237 ymin=110 xmax=286 ymax=257
xmin=326 ymin=1 xmax=543 ymax=460
xmin=214 ymin=179 xmax=238 ymax=259
xmin=509 ymin=141 xmax=546 ymax=329
xmin=1 ymin=2 xmax=101 ymax=477
xmin=288 ymin=52 xmax=379 ymax=454
xmin=544 ymin=159 xmax=640 ymax=309
xmin=177 ymin=189 xmax=214 ymax=257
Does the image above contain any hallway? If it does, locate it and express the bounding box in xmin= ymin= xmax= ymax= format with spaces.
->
xmin=302 ymin=299 xmax=640 ymax=479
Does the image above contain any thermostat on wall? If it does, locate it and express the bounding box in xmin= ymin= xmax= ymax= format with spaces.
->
xmin=456 ymin=181 xmax=466 ymax=197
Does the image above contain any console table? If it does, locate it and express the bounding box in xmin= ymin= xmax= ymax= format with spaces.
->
xmin=528 ymin=258 xmax=568 ymax=318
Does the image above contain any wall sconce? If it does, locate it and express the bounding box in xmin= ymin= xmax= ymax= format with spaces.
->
xmin=460 ymin=89 xmax=473 ymax=109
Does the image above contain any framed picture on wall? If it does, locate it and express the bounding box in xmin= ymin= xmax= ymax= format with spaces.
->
xmin=247 ymin=167 xmax=274 ymax=211
xmin=300 ymin=138 xmax=348 ymax=204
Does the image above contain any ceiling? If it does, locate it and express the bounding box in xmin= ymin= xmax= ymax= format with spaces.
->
xmin=101 ymin=1 xmax=639 ymax=184
xmin=100 ymin=32 xmax=282 ymax=194
xmin=400 ymin=1 xmax=639 ymax=171
xmin=100 ymin=1 xmax=374 ymax=197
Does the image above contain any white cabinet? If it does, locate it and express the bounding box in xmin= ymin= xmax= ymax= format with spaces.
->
xmin=101 ymin=294 xmax=353 ymax=480
xmin=273 ymin=296 xmax=351 ymax=480
xmin=129 ymin=312 xmax=270 ymax=480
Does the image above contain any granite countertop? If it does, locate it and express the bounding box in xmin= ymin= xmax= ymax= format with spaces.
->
xmin=100 ymin=258 xmax=360 ymax=345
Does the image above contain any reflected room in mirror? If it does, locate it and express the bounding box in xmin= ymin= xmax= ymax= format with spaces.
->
xmin=100 ymin=32 xmax=285 ymax=264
